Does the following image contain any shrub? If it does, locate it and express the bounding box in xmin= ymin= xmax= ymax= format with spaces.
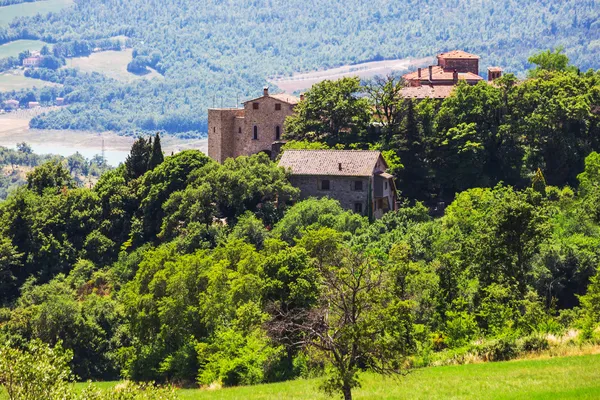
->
xmin=517 ymin=335 xmax=550 ymax=352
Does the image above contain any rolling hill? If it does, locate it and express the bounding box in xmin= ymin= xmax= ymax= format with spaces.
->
xmin=0 ymin=0 xmax=598 ymax=136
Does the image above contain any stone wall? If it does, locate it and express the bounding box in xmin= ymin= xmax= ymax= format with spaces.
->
xmin=238 ymin=96 xmax=295 ymax=158
xmin=208 ymin=108 xmax=244 ymax=163
xmin=208 ymin=94 xmax=295 ymax=163
xmin=290 ymin=175 xmax=371 ymax=216
xmin=437 ymin=58 xmax=479 ymax=75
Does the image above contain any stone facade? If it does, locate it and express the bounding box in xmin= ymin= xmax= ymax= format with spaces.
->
xmin=279 ymin=150 xmax=398 ymax=219
xmin=437 ymin=55 xmax=479 ymax=75
xmin=290 ymin=175 xmax=372 ymax=215
xmin=208 ymin=88 xmax=298 ymax=163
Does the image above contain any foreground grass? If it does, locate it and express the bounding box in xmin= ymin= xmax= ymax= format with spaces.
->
xmin=182 ymin=354 xmax=600 ymax=400
xmin=1 ymin=354 xmax=598 ymax=399
xmin=0 ymin=0 xmax=74 ymax=27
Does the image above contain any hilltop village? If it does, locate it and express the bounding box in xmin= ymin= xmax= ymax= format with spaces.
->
xmin=207 ymin=50 xmax=502 ymax=218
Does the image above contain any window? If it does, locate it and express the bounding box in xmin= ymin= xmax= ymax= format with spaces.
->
xmin=275 ymin=103 xmax=281 ymax=111
xmin=354 ymin=180 xmax=363 ymax=191
xmin=354 ymin=203 xmax=363 ymax=214
xmin=213 ymin=127 xmax=216 ymax=132
xmin=321 ymin=179 xmax=330 ymax=191
xmin=275 ymin=126 xmax=281 ymax=140
xmin=238 ymin=127 xmax=242 ymax=133
xmin=253 ymin=102 xmax=259 ymax=110
xmin=253 ymin=126 xmax=258 ymax=140
xmin=385 ymin=181 xmax=388 ymax=190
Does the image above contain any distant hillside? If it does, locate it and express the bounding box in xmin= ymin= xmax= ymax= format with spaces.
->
xmin=0 ymin=0 xmax=598 ymax=136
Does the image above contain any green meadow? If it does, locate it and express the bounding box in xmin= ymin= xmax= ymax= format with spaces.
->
xmin=180 ymin=354 xmax=600 ymax=400
xmin=0 ymin=0 xmax=74 ymax=27
xmin=2 ymin=354 xmax=593 ymax=400
xmin=0 ymin=39 xmax=47 ymax=59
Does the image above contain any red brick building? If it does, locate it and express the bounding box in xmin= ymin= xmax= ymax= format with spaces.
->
xmin=402 ymin=50 xmax=502 ymax=99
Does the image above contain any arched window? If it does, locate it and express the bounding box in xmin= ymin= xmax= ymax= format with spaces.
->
xmin=253 ymin=126 xmax=258 ymax=140
xmin=275 ymin=126 xmax=281 ymax=140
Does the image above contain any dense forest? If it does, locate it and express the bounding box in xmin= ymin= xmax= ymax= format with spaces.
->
xmin=0 ymin=0 xmax=599 ymax=137
xmin=1 ymin=56 xmax=600 ymax=399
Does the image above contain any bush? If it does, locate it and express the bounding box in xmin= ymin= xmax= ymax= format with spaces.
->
xmin=0 ymin=340 xmax=74 ymax=400
xmin=474 ymin=336 xmax=518 ymax=362
xmin=517 ymin=335 xmax=550 ymax=352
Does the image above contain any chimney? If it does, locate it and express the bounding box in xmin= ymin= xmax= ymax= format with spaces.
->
xmin=338 ymin=163 xmax=342 ymax=171
xmin=300 ymin=93 xmax=305 ymax=101
xmin=263 ymin=86 xmax=269 ymax=96
xmin=453 ymin=69 xmax=458 ymax=84
xmin=428 ymin=66 xmax=433 ymax=81
xmin=418 ymin=68 xmax=422 ymax=78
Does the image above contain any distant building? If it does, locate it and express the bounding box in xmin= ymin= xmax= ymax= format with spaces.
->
xmin=278 ymin=150 xmax=398 ymax=219
xmin=402 ymin=50 xmax=502 ymax=99
xmin=208 ymin=87 xmax=299 ymax=163
xmin=23 ymin=56 xmax=42 ymax=68
xmin=56 ymin=97 xmax=65 ymax=106
xmin=3 ymin=99 xmax=19 ymax=110
xmin=28 ymin=101 xmax=40 ymax=109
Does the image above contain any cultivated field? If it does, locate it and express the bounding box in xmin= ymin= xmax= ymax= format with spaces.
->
xmin=0 ymin=39 xmax=47 ymax=59
xmin=64 ymin=49 xmax=163 ymax=83
xmin=0 ymin=0 xmax=74 ymax=27
xmin=268 ymin=57 xmax=433 ymax=93
xmin=0 ymin=71 xmax=60 ymax=91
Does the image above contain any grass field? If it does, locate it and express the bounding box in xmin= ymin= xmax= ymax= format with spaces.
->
xmin=65 ymin=49 xmax=163 ymax=82
xmin=0 ymin=71 xmax=60 ymax=91
xmin=0 ymin=0 xmax=74 ymax=27
xmin=180 ymin=354 xmax=600 ymax=399
xmin=0 ymin=39 xmax=47 ymax=59
xmin=1 ymin=354 xmax=592 ymax=400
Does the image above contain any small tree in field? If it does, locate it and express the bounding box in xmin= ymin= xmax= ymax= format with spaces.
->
xmin=268 ymin=244 xmax=413 ymax=400
xmin=0 ymin=340 xmax=74 ymax=400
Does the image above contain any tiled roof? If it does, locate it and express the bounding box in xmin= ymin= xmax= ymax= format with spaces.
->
xmin=437 ymin=50 xmax=480 ymax=59
xmin=243 ymin=93 xmax=300 ymax=105
xmin=279 ymin=150 xmax=383 ymax=177
xmin=401 ymin=85 xmax=456 ymax=99
xmin=403 ymin=66 xmax=483 ymax=82
xmin=270 ymin=93 xmax=300 ymax=105
xmin=488 ymin=67 xmax=503 ymax=72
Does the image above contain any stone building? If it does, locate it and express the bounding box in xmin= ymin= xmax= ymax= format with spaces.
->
xmin=278 ymin=150 xmax=398 ymax=219
xmin=22 ymin=56 xmax=42 ymax=68
xmin=208 ymin=87 xmax=299 ymax=163
xmin=402 ymin=50 xmax=502 ymax=99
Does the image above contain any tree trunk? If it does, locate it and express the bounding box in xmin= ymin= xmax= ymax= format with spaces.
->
xmin=343 ymin=384 xmax=352 ymax=400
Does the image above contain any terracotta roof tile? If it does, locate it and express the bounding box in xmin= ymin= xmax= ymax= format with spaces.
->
xmin=437 ymin=50 xmax=480 ymax=59
xmin=279 ymin=150 xmax=383 ymax=176
xmin=401 ymin=85 xmax=456 ymax=99
xmin=488 ymin=67 xmax=503 ymax=72
xmin=403 ymin=66 xmax=483 ymax=82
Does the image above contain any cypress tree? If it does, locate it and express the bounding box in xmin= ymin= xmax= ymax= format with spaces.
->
xmin=124 ymin=136 xmax=152 ymax=180
xmin=148 ymin=132 xmax=164 ymax=170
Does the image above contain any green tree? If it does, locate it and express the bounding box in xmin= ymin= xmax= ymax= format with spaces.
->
xmin=147 ymin=132 xmax=164 ymax=170
xmin=528 ymin=47 xmax=576 ymax=77
xmin=284 ymin=77 xmax=371 ymax=146
xmin=124 ymin=137 xmax=152 ymax=181
xmin=27 ymin=161 xmax=75 ymax=195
